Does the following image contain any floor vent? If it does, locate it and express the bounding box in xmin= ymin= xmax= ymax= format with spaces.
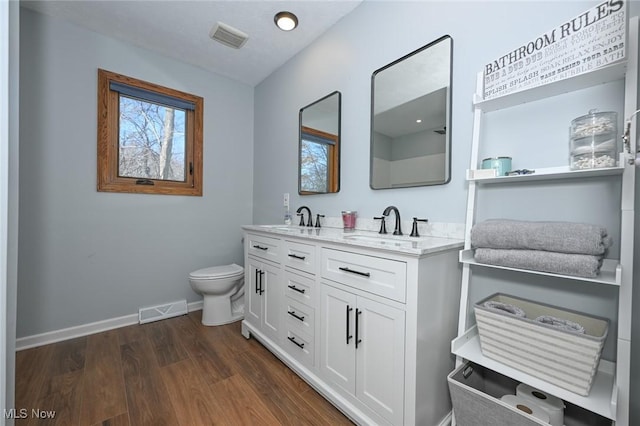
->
xmin=138 ymin=299 xmax=188 ymax=324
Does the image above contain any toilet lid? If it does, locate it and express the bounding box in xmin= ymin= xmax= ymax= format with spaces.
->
xmin=189 ymin=263 xmax=244 ymax=279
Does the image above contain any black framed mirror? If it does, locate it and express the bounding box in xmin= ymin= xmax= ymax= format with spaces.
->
xmin=370 ymin=35 xmax=452 ymax=189
xmin=299 ymin=91 xmax=341 ymax=194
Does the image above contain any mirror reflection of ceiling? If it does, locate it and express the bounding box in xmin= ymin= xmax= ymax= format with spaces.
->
xmin=373 ymin=40 xmax=450 ymax=115
xmin=374 ymin=88 xmax=446 ymax=138
xmin=302 ymin=98 xmax=339 ymax=134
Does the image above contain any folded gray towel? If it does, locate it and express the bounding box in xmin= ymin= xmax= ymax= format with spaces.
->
xmin=535 ymin=315 xmax=585 ymax=334
xmin=471 ymin=220 xmax=612 ymax=255
xmin=474 ymin=248 xmax=603 ymax=278
xmin=483 ymin=301 xmax=526 ymax=317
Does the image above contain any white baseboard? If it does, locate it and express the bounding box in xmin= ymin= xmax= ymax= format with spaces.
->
xmin=16 ymin=300 xmax=203 ymax=351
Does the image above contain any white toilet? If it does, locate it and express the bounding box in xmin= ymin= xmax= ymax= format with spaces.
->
xmin=189 ymin=263 xmax=245 ymax=326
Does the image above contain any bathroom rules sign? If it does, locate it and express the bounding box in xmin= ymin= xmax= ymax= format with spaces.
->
xmin=483 ymin=0 xmax=626 ymax=100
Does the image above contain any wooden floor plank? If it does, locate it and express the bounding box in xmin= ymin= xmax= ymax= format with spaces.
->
xmin=168 ymin=314 xmax=236 ymax=384
xmin=78 ymin=331 xmax=128 ymax=425
xmin=90 ymin=412 xmax=130 ymax=426
xmin=159 ymin=358 xmax=228 ymax=426
xmin=15 ymin=344 xmax=53 ymax=408
xmin=48 ymin=336 xmax=87 ymax=376
xmin=24 ymin=370 xmax=84 ymax=426
xmin=15 ymin=316 xmax=353 ymax=426
xmin=120 ymin=338 xmax=180 ymax=426
xmin=145 ymin=318 xmax=189 ymax=367
xmin=233 ymin=351 xmax=315 ymax=425
xmin=205 ymin=374 xmax=282 ymax=426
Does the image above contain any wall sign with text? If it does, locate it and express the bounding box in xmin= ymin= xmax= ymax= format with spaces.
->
xmin=483 ymin=0 xmax=626 ymax=100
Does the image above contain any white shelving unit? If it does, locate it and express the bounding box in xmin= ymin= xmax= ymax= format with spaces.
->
xmin=453 ymin=17 xmax=638 ymax=426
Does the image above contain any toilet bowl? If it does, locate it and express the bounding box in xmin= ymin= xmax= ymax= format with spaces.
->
xmin=189 ymin=263 xmax=245 ymax=326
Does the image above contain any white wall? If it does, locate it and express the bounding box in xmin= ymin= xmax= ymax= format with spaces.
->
xmin=3 ymin=0 xmax=19 ymax=422
xmin=253 ymin=0 xmax=640 ymax=422
xmin=17 ymin=8 xmax=254 ymax=337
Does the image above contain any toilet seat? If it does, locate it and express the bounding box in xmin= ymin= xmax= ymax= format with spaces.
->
xmin=189 ymin=263 xmax=243 ymax=280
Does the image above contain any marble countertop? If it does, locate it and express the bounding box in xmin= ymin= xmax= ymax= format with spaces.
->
xmin=243 ymin=224 xmax=464 ymax=256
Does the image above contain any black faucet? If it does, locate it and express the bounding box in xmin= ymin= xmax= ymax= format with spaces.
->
xmin=315 ymin=214 xmax=325 ymax=228
xmin=296 ymin=206 xmax=313 ymax=227
xmin=410 ymin=217 xmax=429 ymax=237
xmin=383 ymin=206 xmax=402 ymax=236
xmin=374 ymin=216 xmax=388 ymax=234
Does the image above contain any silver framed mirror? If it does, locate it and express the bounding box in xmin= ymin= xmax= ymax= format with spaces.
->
xmin=299 ymin=91 xmax=341 ymax=195
xmin=370 ymin=35 xmax=452 ymax=189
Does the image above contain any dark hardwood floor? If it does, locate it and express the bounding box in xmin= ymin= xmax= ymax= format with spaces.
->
xmin=15 ymin=311 xmax=354 ymax=425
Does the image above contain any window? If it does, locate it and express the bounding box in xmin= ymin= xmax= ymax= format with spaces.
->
xmin=97 ymin=69 xmax=203 ymax=195
xmin=300 ymin=126 xmax=339 ymax=193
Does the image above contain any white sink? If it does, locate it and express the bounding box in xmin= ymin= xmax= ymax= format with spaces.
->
xmin=343 ymin=233 xmax=421 ymax=247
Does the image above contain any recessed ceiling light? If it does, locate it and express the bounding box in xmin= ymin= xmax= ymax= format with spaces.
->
xmin=416 ymin=119 xmax=422 ymax=123
xmin=274 ymin=11 xmax=298 ymax=31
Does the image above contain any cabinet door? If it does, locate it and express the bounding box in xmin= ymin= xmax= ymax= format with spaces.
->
xmin=320 ymin=284 xmax=356 ymax=395
xmin=245 ymin=259 xmax=262 ymax=326
xmin=356 ymin=297 xmax=405 ymax=425
xmin=261 ymin=261 xmax=282 ymax=343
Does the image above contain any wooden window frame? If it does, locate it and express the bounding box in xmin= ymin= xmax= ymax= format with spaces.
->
xmin=300 ymin=126 xmax=339 ymax=194
xmin=97 ymin=69 xmax=203 ymax=196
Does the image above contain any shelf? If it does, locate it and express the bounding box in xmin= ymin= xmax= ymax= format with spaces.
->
xmin=466 ymin=165 xmax=625 ymax=183
xmin=474 ymin=61 xmax=627 ymax=112
xmin=459 ymin=249 xmax=621 ymax=286
xmin=452 ymin=326 xmax=617 ymax=420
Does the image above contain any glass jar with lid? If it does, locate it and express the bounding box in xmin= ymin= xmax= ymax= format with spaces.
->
xmin=569 ymin=109 xmax=618 ymax=170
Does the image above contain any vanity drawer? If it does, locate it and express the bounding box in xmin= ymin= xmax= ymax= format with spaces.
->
xmin=284 ymin=297 xmax=315 ymax=337
xmin=283 ymin=239 xmax=316 ymax=275
xmin=285 ymin=329 xmax=314 ymax=368
xmin=284 ymin=270 xmax=315 ymax=306
xmin=321 ymin=248 xmax=407 ymax=302
xmin=246 ymin=233 xmax=280 ymax=264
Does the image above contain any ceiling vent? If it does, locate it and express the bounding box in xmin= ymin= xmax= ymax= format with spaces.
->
xmin=209 ymin=22 xmax=248 ymax=49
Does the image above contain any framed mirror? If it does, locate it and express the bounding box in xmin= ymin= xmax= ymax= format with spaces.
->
xmin=370 ymin=35 xmax=452 ymax=189
xmin=299 ymin=91 xmax=341 ymax=194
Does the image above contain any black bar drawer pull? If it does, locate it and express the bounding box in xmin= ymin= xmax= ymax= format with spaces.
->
xmin=288 ymin=253 xmax=306 ymax=260
xmin=355 ymin=308 xmax=362 ymax=349
xmin=287 ymin=336 xmax=305 ymax=349
xmin=339 ymin=266 xmax=371 ymax=278
xmin=346 ymin=305 xmax=353 ymax=344
xmin=287 ymin=285 xmax=306 ymax=294
xmin=253 ymin=245 xmax=268 ymax=251
xmin=287 ymin=310 xmax=305 ymax=322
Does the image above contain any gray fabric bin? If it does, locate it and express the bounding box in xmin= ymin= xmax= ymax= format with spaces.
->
xmin=448 ymin=362 xmax=610 ymax=426
xmin=448 ymin=362 xmax=547 ymax=426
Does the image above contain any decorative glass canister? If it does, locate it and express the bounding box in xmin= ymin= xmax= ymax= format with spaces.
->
xmin=570 ymin=110 xmax=618 ymax=170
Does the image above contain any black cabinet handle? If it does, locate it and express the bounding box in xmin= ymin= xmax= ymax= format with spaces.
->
xmin=288 ymin=253 xmax=306 ymax=260
xmin=355 ymin=308 xmax=362 ymax=349
xmin=287 ymin=310 xmax=305 ymax=322
xmin=258 ymin=270 xmax=265 ymax=295
xmin=254 ymin=269 xmax=259 ymax=294
xmin=346 ymin=305 xmax=353 ymax=344
xmin=339 ymin=266 xmax=371 ymax=278
xmin=253 ymin=245 xmax=268 ymax=251
xmin=287 ymin=336 xmax=305 ymax=349
xmin=287 ymin=285 xmax=306 ymax=294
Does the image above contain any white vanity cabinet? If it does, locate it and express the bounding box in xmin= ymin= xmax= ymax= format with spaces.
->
xmin=245 ymin=233 xmax=283 ymax=344
xmin=242 ymin=226 xmax=463 ymax=425
xmin=321 ymin=283 xmax=405 ymax=425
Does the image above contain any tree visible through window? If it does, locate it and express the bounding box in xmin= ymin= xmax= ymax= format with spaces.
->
xmin=300 ymin=126 xmax=338 ymax=193
xmin=97 ymin=69 xmax=203 ymax=195
xmin=118 ymin=96 xmax=186 ymax=181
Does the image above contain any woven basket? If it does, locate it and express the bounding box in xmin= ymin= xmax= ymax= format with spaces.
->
xmin=474 ymin=293 xmax=609 ymax=396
